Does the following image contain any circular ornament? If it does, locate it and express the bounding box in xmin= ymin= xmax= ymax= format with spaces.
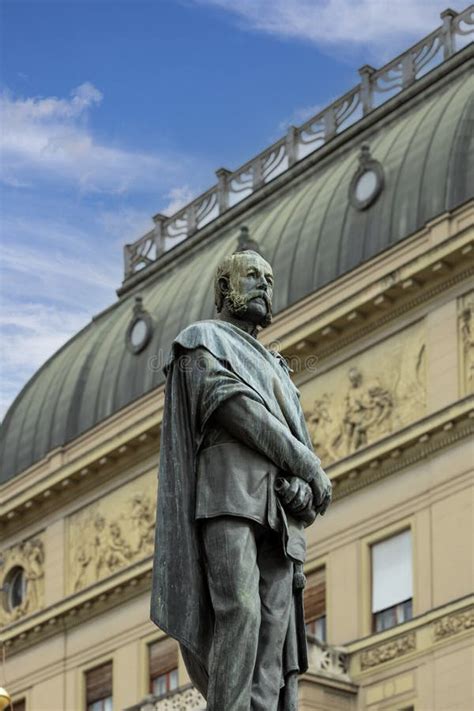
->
xmin=349 ymin=144 xmax=384 ymax=210
xmin=126 ymin=296 xmax=153 ymax=354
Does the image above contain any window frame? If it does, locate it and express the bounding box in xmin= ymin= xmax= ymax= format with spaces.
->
xmin=303 ymin=558 xmax=328 ymax=644
xmin=84 ymin=661 xmax=113 ymax=711
xmin=140 ymin=633 xmax=183 ymax=699
xmin=150 ymin=667 xmax=179 ymax=698
xmin=148 ymin=637 xmax=179 ymax=697
xmin=77 ymin=657 xmax=114 ymax=711
xmin=6 ymin=699 xmax=27 ymax=711
xmin=361 ymin=518 xmax=416 ymax=637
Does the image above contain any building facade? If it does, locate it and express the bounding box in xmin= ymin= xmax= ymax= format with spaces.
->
xmin=1 ymin=7 xmax=473 ymax=711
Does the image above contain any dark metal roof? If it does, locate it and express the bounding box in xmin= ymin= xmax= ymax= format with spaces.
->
xmin=1 ymin=61 xmax=473 ymax=483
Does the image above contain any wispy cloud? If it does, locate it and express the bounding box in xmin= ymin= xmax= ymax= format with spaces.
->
xmin=97 ymin=207 xmax=155 ymax=245
xmin=0 ymin=241 xmax=118 ymax=306
xmin=0 ymin=82 xmax=185 ymax=195
xmin=0 ymin=209 xmax=122 ymax=419
xmin=0 ymin=81 xmax=213 ymax=417
xmin=162 ymin=185 xmax=197 ymax=214
xmin=193 ymin=0 xmax=465 ymax=59
xmin=0 ymin=299 xmax=92 ymax=419
xmin=278 ymin=103 xmax=326 ymax=132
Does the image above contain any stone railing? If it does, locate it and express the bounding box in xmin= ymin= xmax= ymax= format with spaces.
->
xmin=306 ymin=635 xmax=351 ymax=681
xmin=130 ymin=638 xmax=351 ymax=710
xmin=133 ymin=685 xmax=205 ymax=711
xmin=123 ymin=6 xmax=473 ymax=280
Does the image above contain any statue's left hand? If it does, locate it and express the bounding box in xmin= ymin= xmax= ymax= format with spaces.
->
xmin=278 ymin=476 xmax=313 ymax=514
xmin=310 ymin=465 xmax=332 ymax=516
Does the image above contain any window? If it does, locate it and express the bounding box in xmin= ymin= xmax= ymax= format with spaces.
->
xmin=85 ymin=662 xmax=112 ymax=711
xmin=6 ymin=700 xmax=26 ymax=711
xmin=149 ymin=638 xmax=179 ymax=697
xmin=125 ymin=297 xmax=153 ymax=354
xmin=371 ymin=530 xmax=413 ymax=632
xmin=304 ymin=567 xmax=326 ymax=643
xmin=348 ymin=144 xmax=384 ymax=210
xmin=4 ymin=566 xmax=27 ymax=612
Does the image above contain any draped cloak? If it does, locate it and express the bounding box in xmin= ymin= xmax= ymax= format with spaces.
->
xmin=150 ymin=320 xmax=316 ymax=706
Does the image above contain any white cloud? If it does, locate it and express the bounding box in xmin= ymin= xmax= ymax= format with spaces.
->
xmin=0 ymin=301 xmax=90 ymax=371
xmin=97 ymin=207 xmax=155 ymax=244
xmin=0 ymin=241 xmax=118 ymax=303
xmin=278 ymin=103 xmax=326 ymax=131
xmin=0 ymin=84 xmax=213 ymax=419
xmin=162 ymin=185 xmax=197 ymax=214
xmin=0 ymin=82 xmax=183 ymax=194
xmin=0 ymin=208 xmax=122 ymax=321
xmin=194 ymin=0 xmax=465 ymax=58
xmin=0 ymin=300 xmax=92 ymax=420
xmin=0 ymin=228 xmax=120 ymax=420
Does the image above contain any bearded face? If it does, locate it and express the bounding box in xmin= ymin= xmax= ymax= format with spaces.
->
xmin=219 ymin=251 xmax=274 ymax=328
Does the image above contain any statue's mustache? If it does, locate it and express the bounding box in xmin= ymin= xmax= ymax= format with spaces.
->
xmin=249 ymin=290 xmax=272 ymax=308
xmin=226 ymin=289 xmax=272 ymax=314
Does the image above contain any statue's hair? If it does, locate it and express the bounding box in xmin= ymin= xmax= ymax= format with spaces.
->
xmin=214 ymin=250 xmax=262 ymax=312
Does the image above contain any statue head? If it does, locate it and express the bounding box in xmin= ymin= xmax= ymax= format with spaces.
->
xmin=348 ymin=367 xmax=362 ymax=388
xmin=214 ymin=250 xmax=273 ymax=329
xmin=94 ymin=514 xmax=106 ymax=532
xmin=109 ymin=522 xmax=120 ymax=538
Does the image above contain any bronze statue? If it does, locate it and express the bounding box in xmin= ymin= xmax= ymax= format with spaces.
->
xmin=151 ymin=244 xmax=331 ymax=710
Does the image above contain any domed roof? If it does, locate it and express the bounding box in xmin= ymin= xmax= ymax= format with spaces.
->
xmin=1 ymin=66 xmax=473 ymax=482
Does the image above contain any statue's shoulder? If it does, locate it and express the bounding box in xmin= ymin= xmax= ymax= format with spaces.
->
xmin=165 ymin=321 xmax=233 ymax=375
xmin=174 ymin=320 xmax=227 ymax=349
xmin=174 ymin=319 xmax=224 ymax=347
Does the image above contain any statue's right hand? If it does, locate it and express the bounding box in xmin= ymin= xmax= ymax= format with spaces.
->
xmin=310 ymin=464 xmax=332 ymax=516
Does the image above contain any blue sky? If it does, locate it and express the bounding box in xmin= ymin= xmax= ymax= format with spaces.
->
xmin=0 ymin=0 xmax=466 ymax=418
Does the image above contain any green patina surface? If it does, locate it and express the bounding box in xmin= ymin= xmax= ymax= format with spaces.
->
xmin=1 ymin=65 xmax=473 ymax=482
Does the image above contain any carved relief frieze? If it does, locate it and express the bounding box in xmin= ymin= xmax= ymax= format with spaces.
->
xmin=360 ymin=632 xmax=416 ymax=670
xmin=68 ymin=472 xmax=156 ymax=593
xmin=0 ymin=534 xmax=45 ymax=625
xmin=459 ymin=291 xmax=474 ymax=395
xmin=433 ymin=608 xmax=474 ymax=641
xmin=303 ymin=322 xmax=426 ymax=465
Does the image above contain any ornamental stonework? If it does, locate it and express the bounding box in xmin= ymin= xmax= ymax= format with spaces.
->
xmin=149 ymin=687 xmax=205 ymax=710
xmin=459 ymin=291 xmax=474 ymax=395
xmin=433 ymin=608 xmax=474 ymax=641
xmin=68 ymin=471 xmax=156 ymax=593
xmin=360 ymin=632 xmax=416 ymax=670
xmin=0 ymin=535 xmax=45 ymax=625
xmin=302 ymin=321 xmax=426 ymax=465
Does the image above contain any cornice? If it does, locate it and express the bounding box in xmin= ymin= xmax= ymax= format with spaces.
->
xmin=1 ymin=401 xmax=472 ymax=653
xmin=2 ymin=545 xmax=471 ymax=667
xmin=1 ymin=202 xmax=472 ymax=529
xmin=347 ymin=595 xmax=474 ymax=676
xmin=267 ymin=204 xmax=474 ymax=362
xmin=0 ymin=393 xmax=164 ymax=529
xmin=0 ymin=556 xmax=154 ymax=655
xmin=329 ymin=397 xmax=474 ymax=500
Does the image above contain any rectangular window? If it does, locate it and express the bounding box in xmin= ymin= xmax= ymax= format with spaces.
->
xmin=85 ymin=662 xmax=112 ymax=711
xmin=149 ymin=638 xmax=179 ymax=697
xmin=371 ymin=529 xmax=413 ymax=632
xmin=304 ymin=567 xmax=326 ymax=643
xmin=6 ymin=701 xmax=26 ymax=711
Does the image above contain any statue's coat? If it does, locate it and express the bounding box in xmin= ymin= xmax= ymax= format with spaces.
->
xmin=150 ymin=320 xmax=313 ymax=703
